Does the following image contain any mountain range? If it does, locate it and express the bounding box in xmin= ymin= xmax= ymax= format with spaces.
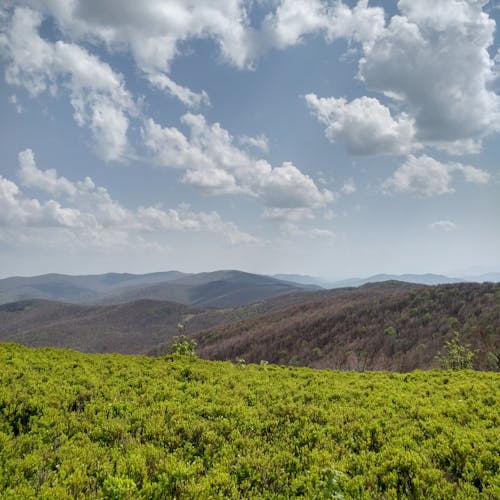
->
xmin=274 ymin=272 xmax=500 ymax=288
xmin=1 ymin=279 xmax=499 ymax=371
xmin=0 ymin=270 xmax=317 ymax=307
xmin=2 ymin=269 xmax=499 ymax=307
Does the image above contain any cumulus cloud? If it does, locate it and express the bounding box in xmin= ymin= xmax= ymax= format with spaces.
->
xmin=182 ymin=169 xmax=243 ymax=196
xmin=429 ymin=220 xmax=457 ymax=232
xmin=358 ymin=0 xmax=500 ymax=152
xmin=0 ymin=175 xmax=86 ymax=229
xmin=142 ymin=113 xmax=333 ymax=210
xmin=259 ymin=0 xmax=385 ymax=51
xmin=0 ymin=0 xmax=388 ymax=108
xmin=0 ymin=149 xmax=258 ymax=247
xmin=239 ymin=134 xmax=269 ymax=153
xmin=18 ymin=149 xmax=77 ymax=196
xmin=253 ymin=160 xmax=333 ymax=208
xmin=300 ymin=1 xmax=500 ymax=155
xmin=4 ymin=1 xmax=498 ymax=160
xmin=305 ymin=94 xmax=417 ymax=155
xmin=0 ymin=7 xmax=136 ymax=161
xmin=19 ymin=0 xmax=253 ymax=102
xmin=383 ymin=154 xmax=491 ymax=197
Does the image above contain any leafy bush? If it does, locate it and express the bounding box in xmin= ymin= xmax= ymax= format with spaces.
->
xmin=436 ymin=331 xmax=476 ymax=369
xmin=169 ymin=328 xmax=197 ymax=357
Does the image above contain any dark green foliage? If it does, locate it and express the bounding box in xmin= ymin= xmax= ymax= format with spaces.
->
xmin=0 ymin=343 xmax=499 ymax=498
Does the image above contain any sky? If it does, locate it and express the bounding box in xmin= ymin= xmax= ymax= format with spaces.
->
xmin=0 ymin=0 xmax=499 ymax=280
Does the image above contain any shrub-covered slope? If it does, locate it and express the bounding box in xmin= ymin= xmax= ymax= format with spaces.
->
xmin=0 ymin=344 xmax=499 ymax=499
xmin=196 ymin=282 xmax=500 ymax=371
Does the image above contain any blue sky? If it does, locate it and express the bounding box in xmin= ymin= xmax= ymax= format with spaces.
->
xmin=0 ymin=0 xmax=499 ymax=279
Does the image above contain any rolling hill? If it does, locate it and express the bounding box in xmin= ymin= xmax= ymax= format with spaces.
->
xmin=0 ymin=270 xmax=315 ymax=307
xmin=195 ymin=281 xmax=500 ymax=371
xmin=1 ymin=281 xmax=499 ymax=371
xmin=0 ymin=299 xmax=191 ymax=354
xmin=0 ymin=271 xmax=187 ymax=305
xmin=100 ymin=270 xmax=319 ymax=307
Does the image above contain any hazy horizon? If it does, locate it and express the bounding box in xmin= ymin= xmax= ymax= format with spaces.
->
xmin=1 ymin=1 xmax=499 ymax=279
xmin=1 ymin=266 xmax=499 ymax=283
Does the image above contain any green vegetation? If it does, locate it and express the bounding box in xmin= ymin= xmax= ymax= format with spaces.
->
xmin=436 ymin=332 xmax=477 ymax=370
xmin=0 ymin=343 xmax=499 ymax=498
xmin=169 ymin=324 xmax=198 ymax=357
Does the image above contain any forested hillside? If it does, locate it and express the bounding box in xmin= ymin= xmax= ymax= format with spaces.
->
xmin=196 ymin=282 xmax=500 ymax=371
xmin=0 ymin=299 xmax=191 ymax=354
xmin=0 ymin=344 xmax=498 ymax=498
xmin=1 ymin=281 xmax=499 ymax=371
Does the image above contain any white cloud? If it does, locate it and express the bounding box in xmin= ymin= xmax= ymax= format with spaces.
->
xmin=87 ymin=99 xmax=131 ymax=161
xmin=358 ymin=0 xmax=500 ymax=152
xmin=299 ymin=1 xmax=500 ymax=155
xmin=309 ymin=227 xmax=335 ymax=239
xmin=1 ymin=0 xmax=387 ymax=108
xmin=4 ymin=0 xmax=498 ymax=161
xmin=182 ymin=169 xmax=243 ymax=196
xmin=280 ymin=222 xmax=335 ymax=239
xmin=259 ymin=0 xmax=385 ymax=51
xmin=384 ymin=154 xmax=491 ymax=197
xmin=429 ymin=220 xmax=457 ymax=232
xmin=18 ymin=149 xmax=77 ymax=196
xmin=459 ymin=165 xmax=490 ymax=184
xmin=0 ymin=7 xmax=136 ymax=161
xmin=305 ymin=94 xmax=416 ymax=155
xmin=341 ymin=178 xmax=357 ymax=195
xmin=148 ymin=72 xmax=210 ymax=108
xmin=24 ymin=0 xmax=252 ymax=101
xmin=239 ymin=134 xmax=269 ymax=153
xmin=253 ymin=160 xmax=333 ymax=208
xmin=9 ymin=94 xmax=23 ymax=113
xmin=0 ymin=149 xmax=258 ymax=247
xmin=10 ymin=0 xmax=387 ymax=72
xmin=262 ymin=207 xmax=315 ymax=222
xmin=142 ymin=113 xmax=333 ymax=210
xmin=0 ymin=176 xmax=85 ymax=228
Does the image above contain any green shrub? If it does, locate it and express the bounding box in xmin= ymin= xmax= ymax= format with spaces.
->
xmin=168 ymin=334 xmax=197 ymax=357
xmin=436 ymin=332 xmax=476 ymax=370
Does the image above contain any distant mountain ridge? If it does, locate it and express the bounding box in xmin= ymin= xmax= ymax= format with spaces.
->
xmin=329 ymin=273 xmax=463 ymax=288
xmin=0 ymin=270 xmax=315 ymax=308
xmin=1 ymin=269 xmax=498 ymax=308
xmin=273 ymin=272 xmax=500 ymax=288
